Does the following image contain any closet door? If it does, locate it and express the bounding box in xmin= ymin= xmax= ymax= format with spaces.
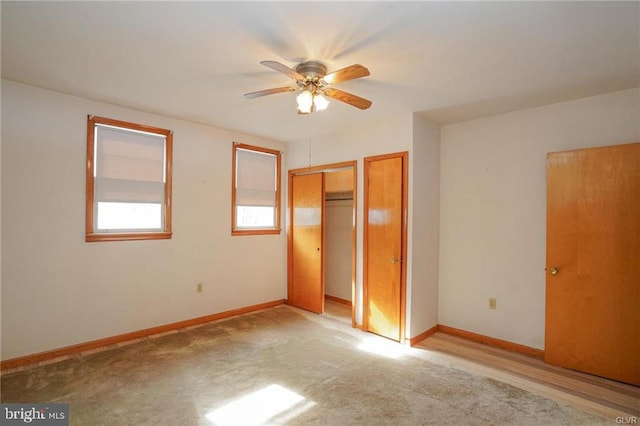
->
xmin=288 ymin=173 xmax=325 ymax=313
xmin=364 ymin=152 xmax=408 ymax=342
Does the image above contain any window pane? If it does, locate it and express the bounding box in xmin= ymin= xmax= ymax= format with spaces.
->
xmin=97 ymin=202 xmax=162 ymax=231
xmin=236 ymin=206 xmax=275 ymax=228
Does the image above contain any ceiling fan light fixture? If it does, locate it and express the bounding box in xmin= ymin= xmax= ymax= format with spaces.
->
xmin=313 ymin=93 xmax=329 ymax=111
xmin=296 ymin=90 xmax=313 ymax=114
xmin=245 ymin=60 xmax=371 ymax=113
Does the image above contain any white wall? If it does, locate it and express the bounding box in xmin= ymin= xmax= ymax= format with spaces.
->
xmin=409 ymin=114 xmax=440 ymax=337
xmin=324 ymin=199 xmax=353 ymax=301
xmin=438 ymin=88 xmax=640 ymax=349
xmin=1 ymin=81 xmax=288 ymax=360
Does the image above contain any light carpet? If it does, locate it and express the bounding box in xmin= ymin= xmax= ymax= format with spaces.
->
xmin=1 ymin=306 xmax=608 ymax=425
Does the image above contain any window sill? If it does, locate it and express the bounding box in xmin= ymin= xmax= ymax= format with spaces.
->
xmin=86 ymin=232 xmax=172 ymax=242
xmin=232 ymin=228 xmax=282 ymax=237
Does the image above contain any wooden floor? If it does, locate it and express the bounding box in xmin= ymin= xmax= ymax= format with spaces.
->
xmin=322 ymin=298 xmax=352 ymax=325
xmin=323 ymin=300 xmax=639 ymax=422
xmin=418 ymin=333 xmax=639 ymax=422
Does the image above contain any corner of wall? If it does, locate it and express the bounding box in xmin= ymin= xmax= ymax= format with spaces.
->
xmin=407 ymin=114 xmax=441 ymax=338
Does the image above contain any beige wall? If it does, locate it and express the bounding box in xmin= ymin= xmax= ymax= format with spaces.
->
xmin=409 ymin=115 xmax=440 ymax=337
xmin=324 ymin=199 xmax=353 ymax=301
xmin=1 ymin=80 xmax=287 ymax=360
xmin=438 ymin=88 xmax=640 ymax=349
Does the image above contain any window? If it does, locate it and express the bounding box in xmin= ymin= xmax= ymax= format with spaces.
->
xmin=232 ymin=143 xmax=281 ymax=235
xmin=86 ymin=115 xmax=173 ymax=242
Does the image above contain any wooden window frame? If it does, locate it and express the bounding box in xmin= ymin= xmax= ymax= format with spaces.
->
xmin=86 ymin=115 xmax=173 ymax=242
xmin=231 ymin=143 xmax=282 ymax=236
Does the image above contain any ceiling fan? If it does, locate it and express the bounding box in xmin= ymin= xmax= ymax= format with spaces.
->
xmin=244 ymin=60 xmax=372 ymax=114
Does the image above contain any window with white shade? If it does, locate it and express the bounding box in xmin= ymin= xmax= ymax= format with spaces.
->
xmin=86 ymin=116 xmax=173 ymax=242
xmin=232 ymin=143 xmax=281 ymax=235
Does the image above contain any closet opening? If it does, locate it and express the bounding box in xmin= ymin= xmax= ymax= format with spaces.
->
xmin=287 ymin=162 xmax=357 ymax=327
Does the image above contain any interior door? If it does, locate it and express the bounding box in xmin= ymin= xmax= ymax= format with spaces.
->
xmin=289 ymin=172 xmax=325 ymax=313
xmin=545 ymin=142 xmax=640 ymax=385
xmin=364 ymin=152 xmax=407 ymax=342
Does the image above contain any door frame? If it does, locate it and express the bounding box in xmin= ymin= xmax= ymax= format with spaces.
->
xmin=287 ymin=160 xmax=357 ymax=327
xmin=363 ymin=151 xmax=408 ymax=343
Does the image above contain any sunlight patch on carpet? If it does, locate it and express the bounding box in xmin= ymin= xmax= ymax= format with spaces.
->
xmin=357 ymin=336 xmax=408 ymax=359
xmin=205 ymin=384 xmax=315 ymax=425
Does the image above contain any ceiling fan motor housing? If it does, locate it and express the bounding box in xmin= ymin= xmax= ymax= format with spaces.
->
xmin=295 ymin=61 xmax=327 ymax=80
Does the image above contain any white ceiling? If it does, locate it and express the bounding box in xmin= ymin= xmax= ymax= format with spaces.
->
xmin=2 ymin=1 xmax=639 ymax=143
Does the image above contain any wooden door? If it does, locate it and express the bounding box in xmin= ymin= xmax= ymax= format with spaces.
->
xmin=545 ymin=142 xmax=640 ymax=385
xmin=289 ymin=173 xmax=325 ymax=313
xmin=364 ymin=152 xmax=407 ymax=342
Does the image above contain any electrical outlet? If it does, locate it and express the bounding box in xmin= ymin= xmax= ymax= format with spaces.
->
xmin=488 ymin=297 xmax=497 ymax=310
xmin=196 ymin=283 xmax=203 ymax=293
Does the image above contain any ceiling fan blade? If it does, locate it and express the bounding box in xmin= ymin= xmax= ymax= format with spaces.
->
xmin=260 ymin=60 xmax=304 ymax=81
xmin=244 ymin=86 xmax=296 ymax=99
xmin=323 ymin=88 xmax=372 ymax=110
xmin=322 ymin=64 xmax=370 ymax=85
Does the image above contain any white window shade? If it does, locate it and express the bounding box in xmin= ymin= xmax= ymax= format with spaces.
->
xmin=236 ymin=148 xmax=277 ymax=206
xmin=95 ymin=125 xmax=166 ymax=204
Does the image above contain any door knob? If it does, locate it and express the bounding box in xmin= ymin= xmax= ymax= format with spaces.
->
xmin=547 ymin=266 xmax=559 ymax=275
xmin=391 ymin=257 xmax=399 ymax=264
